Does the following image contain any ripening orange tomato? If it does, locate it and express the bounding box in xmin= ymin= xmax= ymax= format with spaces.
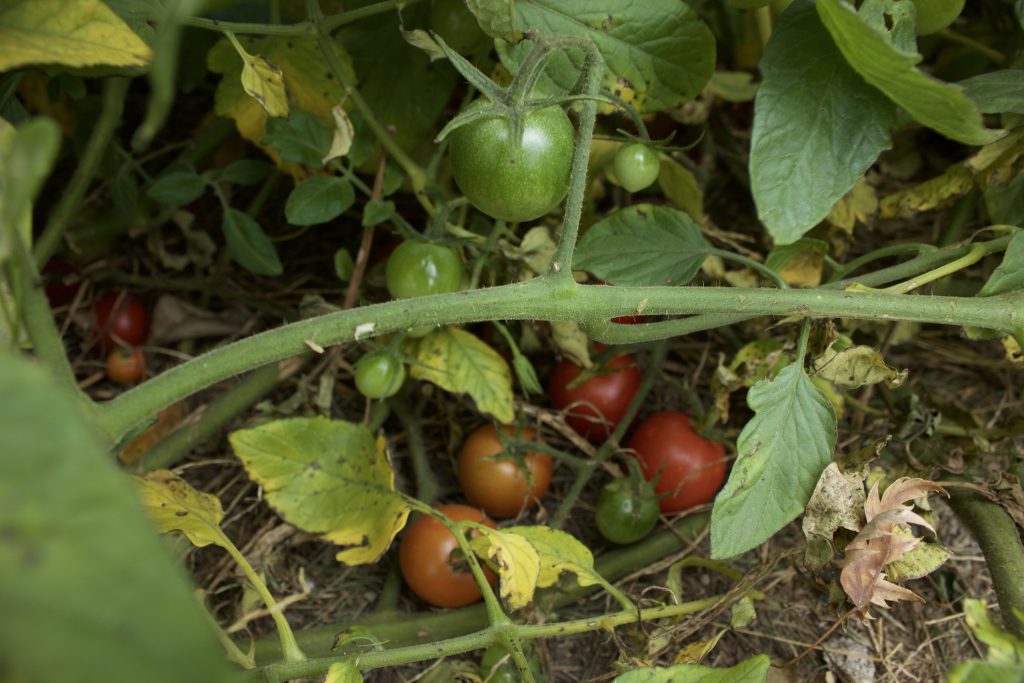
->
xmin=458 ymin=424 xmax=553 ymax=518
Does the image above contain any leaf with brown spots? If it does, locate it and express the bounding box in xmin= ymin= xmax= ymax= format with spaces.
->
xmin=135 ymin=469 xmax=229 ymax=549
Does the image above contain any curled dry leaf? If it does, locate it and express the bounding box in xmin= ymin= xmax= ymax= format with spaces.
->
xmin=839 ymin=477 xmax=947 ymax=610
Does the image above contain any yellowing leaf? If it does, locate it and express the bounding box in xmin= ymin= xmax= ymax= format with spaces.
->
xmin=658 ymin=156 xmax=706 ymax=223
xmin=826 ymin=177 xmax=878 ymax=234
xmin=470 ymin=528 xmax=541 ymax=610
xmin=813 ymin=343 xmax=907 ymax=389
xmin=1003 ymin=336 xmax=1023 ymax=363
xmin=801 ymin=463 xmax=866 ymax=570
xmin=879 ymin=164 xmax=974 ymax=219
xmin=323 ymin=104 xmax=354 ymax=165
xmin=0 ymin=0 xmax=151 ymax=71
xmin=502 ymin=526 xmax=604 ymax=590
xmin=224 ymin=31 xmax=289 ymax=118
xmin=673 ymin=631 xmax=724 ymax=664
xmin=208 ymin=34 xmax=354 ymax=172
xmin=408 ymin=328 xmax=514 ymax=423
xmin=499 ymin=226 xmax=556 ymax=279
xmin=134 ymin=470 xmax=228 ymax=549
xmin=550 ymin=320 xmax=591 ymax=369
xmin=325 ymin=660 xmax=362 ymax=683
xmin=229 ymin=418 xmax=411 ymax=565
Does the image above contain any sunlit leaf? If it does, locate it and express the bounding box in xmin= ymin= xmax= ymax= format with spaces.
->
xmin=135 ymin=469 xmax=228 ymax=549
xmin=470 ymin=528 xmax=541 ymax=610
xmin=502 ymin=526 xmax=605 ymax=590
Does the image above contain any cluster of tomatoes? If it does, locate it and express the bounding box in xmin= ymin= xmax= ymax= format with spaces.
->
xmin=44 ymin=260 xmax=151 ymax=386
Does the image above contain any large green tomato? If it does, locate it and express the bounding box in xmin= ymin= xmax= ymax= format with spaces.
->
xmin=385 ymin=241 xmax=463 ymax=299
xmin=911 ymin=0 xmax=964 ymax=35
xmin=449 ymin=102 xmax=575 ymax=223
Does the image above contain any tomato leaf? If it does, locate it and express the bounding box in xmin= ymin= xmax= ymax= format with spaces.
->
xmin=750 ymin=0 xmax=897 ymax=245
xmin=501 ymin=526 xmax=605 ymax=590
xmin=229 ymin=418 xmax=411 ymax=565
xmin=285 ymin=176 xmax=355 ymax=226
xmin=611 ymin=654 xmax=770 ymax=682
xmin=657 ymin=156 xmax=706 ymax=223
xmin=216 ymin=159 xmax=273 ymax=186
xmin=325 ymin=660 xmax=363 ymax=683
xmin=812 ymin=342 xmax=907 ymax=389
xmin=978 ymin=231 xmax=1024 ymax=297
xmin=262 ymin=110 xmax=334 ymax=168
xmin=0 ymin=352 xmax=234 ymax=683
xmin=467 ymin=0 xmax=515 ymax=37
xmin=498 ymin=0 xmax=715 ymax=112
xmin=711 ymin=363 xmax=837 ymax=559
xmin=407 ymin=327 xmax=515 ymax=423
xmin=574 ymin=205 xmax=711 ymax=286
xmin=221 ymin=207 xmax=283 ymax=276
xmin=0 ymin=117 xmax=60 ymax=265
xmin=147 ymin=169 xmax=206 ymax=206
xmin=816 ymin=0 xmax=1001 ymax=146
xmin=135 ymin=469 xmax=229 ymax=549
xmin=960 ymin=70 xmax=1024 ymax=115
xmin=470 ymin=528 xmax=542 ymax=610
xmin=0 ymin=0 xmax=151 ymax=71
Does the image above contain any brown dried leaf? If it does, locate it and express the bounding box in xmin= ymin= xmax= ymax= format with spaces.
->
xmin=117 ymin=402 xmax=188 ymax=465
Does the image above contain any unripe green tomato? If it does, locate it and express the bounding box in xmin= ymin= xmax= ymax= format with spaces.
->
xmin=612 ymin=143 xmax=661 ymax=193
xmin=911 ymin=0 xmax=965 ymax=35
xmin=594 ymin=479 xmax=659 ymax=544
xmin=354 ymin=351 xmax=406 ymax=399
xmin=385 ymin=241 xmax=463 ymax=300
xmin=449 ymin=101 xmax=575 ymax=223
xmin=431 ymin=0 xmax=489 ymax=54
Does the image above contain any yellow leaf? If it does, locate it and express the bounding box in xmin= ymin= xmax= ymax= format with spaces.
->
xmin=225 ymin=31 xmax=289 ymax=118
xmin=470 ymin=528 xmax=541 ymax=610
xmin=502 ymin=526 xmax=603 ymax=590
xmin=134 ymin=470 xmax=228 ymax=549
xmin=408 ymin=328 xmax=514 ymax=423
xmin=879 ymin=164 xmax=974 ymax=219
xmin=325 ymin=660 xmax=362 ymax=683
xmin=322 ymin=104 xmax=354 ymax=165
xmin=826 ymin=177 xmax=877 ymax=234
xmin=1003 ymin=336 xmax=1022 ymax=363
xmin=673 ymin=631 xmax=725 ymax=664
xmin=0 ymin=0 xmax=151 ymax=71
xmin=813 ymin=343 xmax=907 ymax=389
xmin=550 ymin=320 xmax=591 ymax=369
xmin=658 ymin=156 xmax=706 ymax=223
xmin=208 ymin=34 xmax=354 ymax=173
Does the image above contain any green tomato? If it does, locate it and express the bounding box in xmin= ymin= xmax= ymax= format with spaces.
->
xmin=431 ymin=0 xmax=489 ymax=54
xmin=911 ymin=0 xmax=964 ymax=35
xmin=354 ymin=351 xmax=406 ymax=399
xmin=612 ymin=143 xmax=661 ymax=193
xmin=481 ymin=644 xmax=544 ymax=683
xmin=385 ymin=241 xmax=463 ymax=299
xmin=594 ymin=479 xmax=659 ymax=545
xmin=449 ymin=102 xmax=575 ymax=223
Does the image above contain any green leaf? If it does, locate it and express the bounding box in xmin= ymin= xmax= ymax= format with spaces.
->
xmin=960 ymin=70 xmax=1024 ymax=115
xmin=221 ymin=207 xmax=283 ymax=276
xmin=711 ymin=363 xmax=837 ymax=559
xmin=467 ymin=0 xmax=515 ymax=36
xmin=0 ymin=351 xmax=234 ymax=683
xmin=612 ymin=654 xmax=770 ymax=682
xmin=325 ymin=659 xmax=364 ymax=683
xmin=334 ymin=248 xmax=355 ymax=282
xmin=985 ymin=174 xmax=1024 ymax=226
xmin=110 ymin=171 xmax=139 ymax=220
xmin=573 ymin=205 xmax=711 ymax=286
xmin=262 ymin=109 xmax=333 ymax=167
xmin=285 ymin=176 xmax=355 ymax=226
xmin=217 ymin=158 xmax=273 ymax=185
xmin=147 ymin=169 xmax=206 ymax=206
xmin=407 ymin=327 xmax=514 ymax=423
xmin=978 ymin=231 xmax=1024 ymax=297
xmin=750 ymin=0 xmax=897 ymax=245
xmin=949 ymin=661 xmax=1024 ymax=683
xmin=362 ymin=199 xmax=395 ymax=226
xmin=0 ymin=0 xmax=151 ymax=71
xmin=816 ymin=0 xmax=1001 ymax=146
xmin=229 ymin=417 xmax=412 ymax=565
xmin=499 ymin=0 xmax=715 ymax=111
xmin=0 ymin=117 xmax=61 ymax=264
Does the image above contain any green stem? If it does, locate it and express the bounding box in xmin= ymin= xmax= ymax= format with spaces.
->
xmin=246 ymin=593 xmax=726 ymax=680
xmin=131 ymin=361 xmax=287 ymax=473
xmin=92 ymin=276 xmax=1024 ymax=445
xmin=178 ymin=0 xmax=413 ymax=36
xmin=710 ymin=248 xmax=787 ymax=289
xmin=389 ymin=395 xmax=442 ymax=505
xmin=948 ymin=491 xmax=1024 ymax=639
xmin=221 ymin=536 xmax=306 ymax=663
xmin=825 ymin=243 xmax=936 ymax=281
xmin=938 ymin=28 xmax=1007 ymax=65
xmin=880 ymin=244 xmax=985 ymax=294
xmin=34 ymin=78 xmax=129 ymax=268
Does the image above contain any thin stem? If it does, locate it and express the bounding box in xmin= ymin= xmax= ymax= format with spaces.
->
xmin=34 ymin=78 xmax=129 ymax=268
xmin=880 ymin=244 xmax=985 ymax=294
xmin=343 ymin=153 xmax=387 ymax=310
xmin=825 ymin=243 xmax=936 ymax=281
xmin=710 ymin=248 xmax=787 ymax=289
xmin=389 ymin=396 xmax=442 ymax=505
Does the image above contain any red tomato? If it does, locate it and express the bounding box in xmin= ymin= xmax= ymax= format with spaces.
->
xmin=458 ymin=424 xmax=553 ymax=518
xmin=548 ymin=354 xmax=642 ymax=443
xmin=105 ymin=347 xmax=147 ymax=385
xmin=398 ymin=504 xmax=497 ymax=608
xmin=42 ymin=258 xmax=82 ymax=307
xmin=628 ymin=411 xmax=727 ymax=513
xmin=95 ymin=292 xmax=150 ymax=351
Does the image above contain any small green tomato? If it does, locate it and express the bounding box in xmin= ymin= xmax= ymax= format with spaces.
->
xmin=354 ymin=351 xmax=406 ymax=399
xmin=612 ymin=143 xmax=660 ymax=193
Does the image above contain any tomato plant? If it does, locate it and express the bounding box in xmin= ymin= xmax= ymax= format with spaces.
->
xmin=458 ymin=423 xmax=553 ymax=518
xmin=430 ymin=0 xmax=489 ymax=54
xmin=628 ymin=411 xmax=727 ymax=513
xmin=385 ymin=241 xmax=463 ymax=300
xmin=548 ymin=354 xmax=642 ymax=443
xmin=398 ymin=504 xmax=496 ymax=608
xmin=480 ymin=642 xmax=544 ymax=683
xmin=354 ymin=350 xmax=405 ymax=399
xmin=911 ymin=0 xmax=965 ymax=35
xmin=612 ymin=143 xmax=660 ymax=193
xmin=449 ymin=102 xmax=575 ymax=223
xmin=591 ymin=280 xmax=644 ymax=324
xmin=595 ymin=478 xmax=659 ymax=544
xmin=94 ymin=292 xmax=150 ymax=351
xmin=105 ymin=347 xmax=147 ymax=385
xmin=42 ymin=258 xmax=81 ymax=307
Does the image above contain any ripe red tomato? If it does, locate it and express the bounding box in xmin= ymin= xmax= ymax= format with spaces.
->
xmin=458 ymin=423 xmax=553 ymax=518
xmin=628 ymin=411 xmax=727 ymax=513
xmin=42 ymin=258 xmax=82 ymax=307
xmin=399 ymin=504 xmax=497 ymax=608
xmin=548 ymin=354 xmax=642 ymax=443
xmin=94 ymin=292 xmax=150 ymax=351
xmin=105 ymin=347 xmax=147 ymax=385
